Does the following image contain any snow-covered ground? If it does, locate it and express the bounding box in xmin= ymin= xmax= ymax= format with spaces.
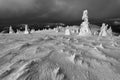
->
xmin=0 ymin=30 xmax=120 ymax=80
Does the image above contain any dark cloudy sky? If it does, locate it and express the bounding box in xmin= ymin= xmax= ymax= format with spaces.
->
xmin=0 ymin=0 xmax=120 ymax=23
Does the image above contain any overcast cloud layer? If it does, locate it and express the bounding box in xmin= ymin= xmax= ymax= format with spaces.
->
xmin=0 ymin=0 xmax=120 ymax=23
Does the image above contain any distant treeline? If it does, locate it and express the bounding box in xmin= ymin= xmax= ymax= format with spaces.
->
xmin=0 ymin=21 xmax=119 ymax=34
xmin=0 ymin=23 xmax=66 ymax=33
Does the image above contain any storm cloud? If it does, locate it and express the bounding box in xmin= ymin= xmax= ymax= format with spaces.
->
xmin=0 ymin=0 xmax=120 ymax=23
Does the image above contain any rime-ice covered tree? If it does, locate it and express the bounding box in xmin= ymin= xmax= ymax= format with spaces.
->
xmin=24 ymin=24 xmax=29 ymax=34
xmin=65 ymin=28 xmax=70 ymax=35
xmin=9 ymin=26 xmax=14 ymax=34
xmin=79 ymin=10 xmax=92 ymax=36
xmin=99 ymin=23 xmax=113 ymax=37
xmin=99 ymin=23 xmax=108 ymax=37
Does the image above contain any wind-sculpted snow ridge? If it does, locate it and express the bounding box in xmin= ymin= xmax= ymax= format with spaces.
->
xmin=0 ymin=32 xmax=120 ymax=80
